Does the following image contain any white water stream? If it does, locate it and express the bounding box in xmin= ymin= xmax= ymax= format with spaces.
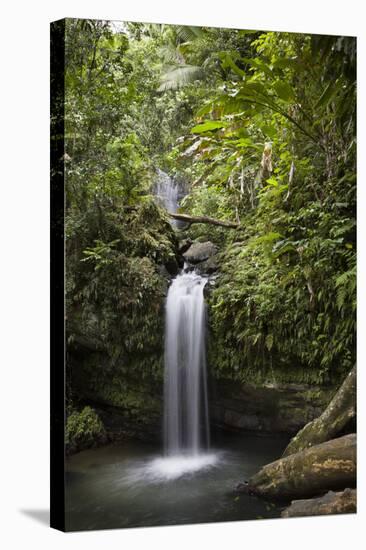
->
xmin=154 ymin=169 xmax=179 ymax=219
xmin=151 ymin=171 xmax=215 ymax=477
xmin=162 ymin=270 xmax=212 ymax=470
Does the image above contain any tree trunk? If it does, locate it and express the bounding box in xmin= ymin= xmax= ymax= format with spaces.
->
xmin=281 ymin=488 xmax=356 ymax=518
xmin=168 ymin=212 xmax=239 ymax=229
xmin=237 ymin=434 xmax=356 ymax=500
xmin=282 ymin=366 xmax=356 ymax=457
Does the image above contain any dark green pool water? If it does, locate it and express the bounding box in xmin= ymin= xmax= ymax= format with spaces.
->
xmin=65 ymin=431 xmax=289 ymax=531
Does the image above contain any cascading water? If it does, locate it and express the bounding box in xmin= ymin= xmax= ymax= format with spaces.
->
xmin=153 ymin=169 xmax=189 ymax=229
xmin=164 ymin=270 xmax=210 ymax=457
xmin=148 ymin=169 xmax=217 ymax=478
xmin=154 ymin=169 xmax=179 ymax=219
xmin=142 ymin=267 xmax=218 ymax=479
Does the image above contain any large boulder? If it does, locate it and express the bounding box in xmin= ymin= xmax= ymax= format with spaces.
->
xmin=195 ymin=255 xmax=219 ymax=275
xmin=183 ymin=241 xmax=218 ymax=264
xmin=281 ymin=488 xmax=356 ymax=517
xmin=178 ymin=238 xmax=193 ymax=255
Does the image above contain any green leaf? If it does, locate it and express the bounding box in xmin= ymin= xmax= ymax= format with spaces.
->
xmin=265 ymin=334 xmax=274 ymax=351
xmin=242 ymin=57 xmax=274 ymax=77
xmin=241 ymin=81 xmax=268 ymax=98
xmin=272 ymin=241 xmax=297 ymax=258
xmin=260 ymin=124 xmax=277 ymax=139
xmin=273 ymin=81 xmax=295 ymax=102
xmin=315 ymin=78 xmax=342 ymax=109
xmin=233 ymin=137 xmax=261 ymax=150
xmin=272 ymin=58 xmax=300 ymax=71
xmin=196 ymin=102 xmax=214 ymax=117
xmin=266 ymin=177 xmax=279 ymax=187
xmin=190 ymin=120 xmax=226 ymax=134
xmin=219 ymin=52 xmax=246 ymax=78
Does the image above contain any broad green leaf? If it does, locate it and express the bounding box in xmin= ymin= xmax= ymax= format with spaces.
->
xmin=196 ymin=102 xmax=214 ymax=117
xmin=315 ymin=78 xmax=343 ymax=109
xmin=260 ymin=124 xmax=277 ymax=139
xmin=273 ymin=80 xmax=295 ymax=102
xmin=240 ymin=81 xmax=268 ymax=98
xmin=266 ymin=177 xmax=278 ymax=187
xmin=242 ymin=57 xmax=273 ymax=77
xmin=234 ymin=138 xmax=261 ymax=150
xmin=219 ymin=52 xmax=246 ymax=78
xmin=190 ymin=120 xmax=226 ymax=134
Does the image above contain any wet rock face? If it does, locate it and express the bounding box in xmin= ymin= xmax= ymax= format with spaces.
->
xmin=210 ymin=379 xmax=335 ymax=434
xmin=281 ymin=488 xmax=356 ymax=517
xmin=183 ymin=241 xmax=218 ymax=264
xmin=164 ymin=257 xmax=179 ymax=276
xmin=195 ymin=255 xmax=219 ymax=275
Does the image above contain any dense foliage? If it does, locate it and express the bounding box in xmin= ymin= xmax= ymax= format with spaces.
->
xmin=182 ymin=33 xmax=357 ymax=384
xmin=66 ymin=406 xmax=106 ymax=454
xmin=64 ymin=20 xmax=184 ymax=418
xmin=64 ymin=19 xmax=356 ymax=429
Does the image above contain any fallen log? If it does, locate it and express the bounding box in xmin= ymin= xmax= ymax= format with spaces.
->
xmin=283 ymin=366 xmax=356 ymax=457
xmin=281 ymin=488 xmax=356 ymax=518
xmin=168 ymin=212 xmax=239 ymax=229
xmin=238 ymin=434 xmax=356 ymax=500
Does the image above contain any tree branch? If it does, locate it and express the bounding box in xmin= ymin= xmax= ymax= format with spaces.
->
xmin=168 ymin=212 xmax=239 ymax=229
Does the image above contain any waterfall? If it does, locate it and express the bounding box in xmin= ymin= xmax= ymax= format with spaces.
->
xmin=154 ymin=169 xmax=179 ymax=218
xmin=164 ymin=270 xmax=210 ymax=456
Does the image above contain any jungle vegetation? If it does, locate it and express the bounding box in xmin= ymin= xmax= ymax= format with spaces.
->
xmin=63 ymin=19 xmax=356 ymax=435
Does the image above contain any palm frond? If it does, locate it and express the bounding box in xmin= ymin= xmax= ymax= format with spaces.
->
xmin=158 ymin=44 xmax=185 ymax=65
xmin=145 ymin=23 xmax=164 ymax=38
xmin=158 ymin=65 xmax=205 ymax=91
xmin=175 ymin=25 xmax=205 ymax=43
